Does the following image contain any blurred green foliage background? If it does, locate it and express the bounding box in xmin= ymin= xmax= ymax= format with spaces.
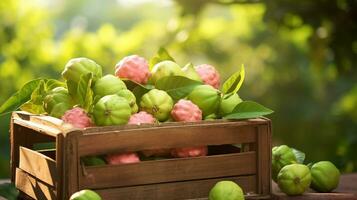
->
xmin=0 ymin=0 xmax=356 ymax=178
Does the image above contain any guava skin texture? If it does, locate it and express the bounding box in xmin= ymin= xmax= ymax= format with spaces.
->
xmin=116 ymin=89 xmax=138 ymax=114
xmin=92 ymin=74 xmax=127 ymax=99
xmin=171 ymin=99 xmax=202 ymax=122
xmin=272 ymin=145 xmax=297 ymax=181
xmin=311 ymin=161 xmax=340 ymax=192
xmin=93 ymin=95 xmax=131 ymax=126
xmin=82 ymin=156 xmax=106 ymax=166
xmin=277 ymin=164 xmax=311 ymax=196
xmin=218 ymin=93 xmax=242 ymax=117
xmin=187 ymin=85 xmax=221 ymax=117
xmin=61 ymin=107 xmax=92 ymax=128
xmin=115 ymin=55 xmax=151 ymax=84
xmin=139 ymin=89 xmax=174 ymax=122
xmin=62 ymin=57 xmax=102 ymax=83
xmin=209 ymin=181 xmax=245 ymax=200
xmin=43 ymin=87 xmax=74 ymax=118
xmin=150 ymin=60 xmax=184 ymax=85
xmin=195 ymin=64 xmax=220 ymax=89
xmin=69 ymin=189 xmax=102 ymax=200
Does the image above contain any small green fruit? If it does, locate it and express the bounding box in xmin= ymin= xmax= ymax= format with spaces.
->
xmin=272 ymin=145 xmax=297 ymax=181
xmin=62 ymin=57 xmax=102 ymax=83
xmin=82 ymin=156 xmax=106 ymax=166
xmin=150 ymin=60 xmax=184 ymax=85
xmin=182 ymin=63 xmax=202 ymax=82
xmin=187 ymin=85 xmax=221 ymax=117
xmin=43 ymin=87 xmax=74 ymax=118
xmin=140 ymin=89 xmax=173 ymax=121
xmin=93 ymin=75 xmax=126 ymax=98
xmin=204 ymin=113 xmax=217 ymax=120
xmin=70 ymin=189 xmax=102 ymax=200
xmin=93 ymin=95 xmax=131 ymax=126
xmin=209 ymin=181 xmax=244 ymax=200
xmin=116 ymin=89 xmax=138 ymax=114
xmin=277 ymin=164 xmax=311 ymax=196
xmin=218 ymin=93 xmax=242 ymax=117
xmin=311 ymin=161 xmax=340 ymax=192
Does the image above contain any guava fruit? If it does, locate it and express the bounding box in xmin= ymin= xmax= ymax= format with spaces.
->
xmin=93 ymin=95 xmax=131 ymax=126
xmin=82 ymin=156 xmax=106 ymax=166
xmin=150 ymin=60 xmax=184 ymax=85
xmin=195 ymin=64 xmax=220 ymax=89
xmin=116 ymin=89 xmax=138 ymax=114
xmin=92 ymin=75 xmax=126 ymax=99
xmin=171 ymin=99 xmax=202 ymax=122
xmin=182 ymin=63 xmax=202 ymax=82
xmin=62 ymin=107 xmax=93 ymax=128
xmin=218 ymin=93 xmax=242 ymax=117
xmin=277 ymin=164 xmax=311 ymax=195
xmin=171 ymin=146 xmax=208 ymax=158
xmin=128 ymin=111 xmax=156 ymax=125
xmin=204 ymin=113 xmax=218 ymax=120
xmin=209 ymin=181 xmax=244 ymax=200
xmin=187 ymin=85 xmax=221 ymax=117
xmin=115 ymin=55 xmax=151 ymax=84
xmin=70 ymin=189 xmax=102 ymax=200
xmin=310 ymin=161 xmax=340 ymax=192
xmin=139 ymin=89 xmax=173 ymax=121
xmin=272 ymin=145 xmax=297 ymax=181
xmin=43 ymin=87 xmax=74 ymax=118
xmin=62 ymin=57 xmax=102 ymax=84
xmin=106 ymin=152 xmax=140 ymax=165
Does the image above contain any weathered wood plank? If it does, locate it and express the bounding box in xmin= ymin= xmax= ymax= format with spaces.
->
xmin=19 ymin=147 xmax=57 ymax=187
xmin=15 ymin=168 xmax=56 ymax=200
xmin=80 ymin=152 xmax=256 ymax=189
xmin=257 ymin=123 xmax=272 ymax=195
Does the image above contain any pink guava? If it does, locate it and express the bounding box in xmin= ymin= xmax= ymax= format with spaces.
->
xmin=105 ymin=152 xmax=140 ymax=165
xmin=61 ymin=107 xmax=92 ymax=128
xmin=171 ymin=146 xmax=208 ymax=158
xmin=195 ymin=64 xmax=220 ymax=89
xmin=115 ymin=55 xmax=151 ymax=84
xmin=128 ymin=111 xmax=156 ymax=125
xmin=171 ymin=99 xmax=202 ymax=122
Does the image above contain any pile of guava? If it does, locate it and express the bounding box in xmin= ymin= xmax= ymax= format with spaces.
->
xmin=272 ymin=144 xmax=341 ymax=196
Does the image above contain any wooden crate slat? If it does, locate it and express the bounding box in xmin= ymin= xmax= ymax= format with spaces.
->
xmin=80 ymin=152 xmax=256 ymax=189
xmin=95 ymin=175 xmax=257 ymax=200
xmin=78 ymin=125 xmax=257 ymax=156
xmin=15 ymin=168 xmax=56 ymax=200
xmin=19 ymin=147 xmax=58 ymax=187
xmin=257 ymin=124 xmax=272 ymax=195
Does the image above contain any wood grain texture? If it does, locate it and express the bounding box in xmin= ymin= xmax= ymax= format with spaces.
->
xmin=19 ymin=147 xmax=57 ymax=187
xmin=78 ymin=124 xmax=257 ymax=156
xmin=257 ymin=123 xmax=272 ymax=195
xmin=95 ymin=175 xmax=257 ymax=200
xmin=15 ymin=168 xmax=56 ymax=200
xmin=80 ymin=152 xmax=256 ymax=189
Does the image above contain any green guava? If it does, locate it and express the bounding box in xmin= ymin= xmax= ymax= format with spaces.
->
xmin=218 ymin=93 xmax=242 ymax=117
xmin=43 ymin=87 xmax=74 ymax=118
xmin=62 ymin=57 xmax=102 ymax=83
xmin=116 ymin=89 xmax=138 ymax=114
xmin=310 ymin=161 xmax=340 ymax=192
xmin=272 ymin=145 xmax=297 ymax=181
xmin=182 ymin=63 xmax=202 ymax=82
xmin=93 ymin=95 xmax=131 ymax=126
xmin=70 ymin=189 xmax=102 ymax=200
xmin=93 ymin=75 xmax=126 ymax=98
xmin=139 ymin=89 xmax=173 ymax=121
xmin=82 ymin=156 xmax=106 ymax=166
xmin=209 ymin=181 xmax=244 ymax=200
xmin=277 ymin=164 xmax=311 ymax=195
xmin=150 ymin=60 xmax=184 ymax=85
xmin=204 ymin=113 xmax=217 ymax=121
xmin=187 ymin=85 xmax=221 ymax=117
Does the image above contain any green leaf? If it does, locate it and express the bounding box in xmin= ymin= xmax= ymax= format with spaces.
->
xmin=155 ymin=76 xmax=203 ymax=101
xmin=131 ymin=84 xmax=154 ymax=104
xmin=223 ymin=101 xmax=274 ymax=120
xmin=0 ymin=183 xmax=18 ymax=200
xmin=0 ymin=79 xmax=42 ymax=115
xmin=30 ymin=80 xmax=46 ymax=105
xmin=292 ymin=148 xmax=306 ymax=164
xmin=20 ymin=102 xmax=45 ymax=114
xmin=149 ymin=47 xmax=175 ymax=70
xmin=222 ymin=65 xmax=245 ymax=94
xmin=45 ymin=79 xmax=66 ymax=90
xmin=66 ymin=80 xmax=78 ymax=100
xmin=77 ymin=73 xmax=93 ymax=111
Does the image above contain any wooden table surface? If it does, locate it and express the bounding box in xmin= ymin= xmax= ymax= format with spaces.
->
xmin=1 ymin=173 xmax=356 ymax=200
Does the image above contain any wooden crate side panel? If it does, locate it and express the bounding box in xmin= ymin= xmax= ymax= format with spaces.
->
xmin=80 ymin=152 xmax=256 ymax=189
xmin=78 ymin=125 xmax=257 ymax=156
xmin=256 ymin=123 xmax=272 ymax=195
xmin=19 ymin=147 xmax=58 ymax=187
xmin=15 ymin=168 xmax=56 ymax=200
xmin=95 ymin=175 xmax=256 ymax=200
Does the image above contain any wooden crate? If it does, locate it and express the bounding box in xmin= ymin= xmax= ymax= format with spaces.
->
xmin=10 ymin=111 xmax=272 ymax=200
